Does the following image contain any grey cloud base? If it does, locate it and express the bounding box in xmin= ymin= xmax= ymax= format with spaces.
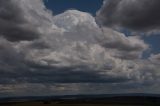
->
xmin=97 ymin=0 xmax=160 ymax=33
xmin=0 ymin=83 xmax=159 ymax=97
xmin=0 ymin=0 xmax=159 ymax=96
xmin=0 ymin=0 xmax=38 ymax=41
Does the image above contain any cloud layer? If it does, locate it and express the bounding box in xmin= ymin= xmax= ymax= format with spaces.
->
xmin=0 ymin=0 xmax=159 ymax=96
xmin=97 ymin=0 xmax=160 ymax=33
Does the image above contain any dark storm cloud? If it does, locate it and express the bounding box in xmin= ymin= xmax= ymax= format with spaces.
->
xmin=0 ymin=62 xmax=131 ymax=84
xmin=97 ymin=0 xmax=160 ymax=32
xmin=0 ymin=0 xmax=39 ymax=41
xmin=0 ymin=38 xmax=132 ymax=84
xmin=0 ymin=38 xmax=28 ymax=84
xmin=0 ymin=0 xmax=160 ymax=96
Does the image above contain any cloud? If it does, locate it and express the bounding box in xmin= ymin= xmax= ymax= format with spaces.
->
xmin=0 ymin=0 xmax=53 ymax=41
xmin=149 ymin=54 xmax=160 ymax=67
xmin=97 ymin=0 xmax=160 ymax=33
xmin=1 ymin=82 xmax=160 ymax=97
xmin=0 ymin=0 xmax=159 ymax=96
xmin=96 ymin=28 xmax=149 ymax=59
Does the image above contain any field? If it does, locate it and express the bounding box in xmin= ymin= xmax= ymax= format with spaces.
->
xmin=1 ymin=102 xmax=153 ymax=106
xmin=1 ymin=101 xmax=157 ymax=106
xmin=1 ymin=95 xmax=160 ymax=106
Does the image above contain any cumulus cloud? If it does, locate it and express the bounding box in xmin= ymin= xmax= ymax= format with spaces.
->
xmin=97 ymin=0 xmax=160 ymax=33
xmin=96 ymin=28 xmax=149 ymax=59
xmin=0 ymin=0 xmax=159 ymax=96
xmin=149 ymin=54 xmax=160 ymax=65
xmin=0 ymin=0 xmax=53 ymax=41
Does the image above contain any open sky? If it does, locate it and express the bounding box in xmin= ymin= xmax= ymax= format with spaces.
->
xmin=0 ymin=0 xmax=160 ymax=97
xmin=44 ymin=0 xmax=103 ymax=15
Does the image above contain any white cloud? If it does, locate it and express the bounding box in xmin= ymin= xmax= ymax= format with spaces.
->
xmin=149 ymin=54 xmax=160 ymax=64
xmin=96 ymin=28 xmax=149 ymax=59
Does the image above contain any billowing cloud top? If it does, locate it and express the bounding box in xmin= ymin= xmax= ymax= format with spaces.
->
xmin=0 ymin=0 xmax=159 ymax=96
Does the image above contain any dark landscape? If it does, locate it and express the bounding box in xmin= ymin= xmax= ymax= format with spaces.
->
xmin=1 ymin=94 xmax=160 ymax=106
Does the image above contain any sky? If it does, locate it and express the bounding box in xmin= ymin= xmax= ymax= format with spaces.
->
xmin=0 ymin=0 xmax=160 ymax=97
xmin=44 ymin=0 xmax=103 ymax=15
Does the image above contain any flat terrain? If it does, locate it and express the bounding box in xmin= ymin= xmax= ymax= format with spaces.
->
xmin=1 ymin=102 xmax=154 ymax=106
xmin=1 ymin=94 xmax=160 ymax=106
xmin=1 ymin=101 xmax=158 ymax=106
